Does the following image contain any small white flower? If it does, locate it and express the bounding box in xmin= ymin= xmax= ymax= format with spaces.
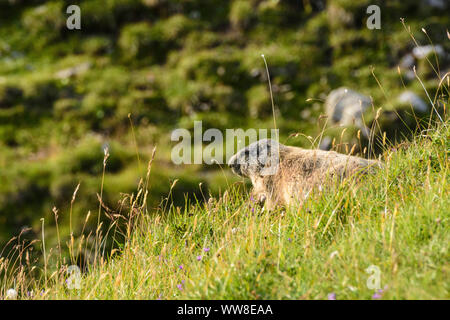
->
xmin=348 ymin=285 xmax=357 ymax=292
xmin=329 ymin=250 xmax=339 ymax=259
xmin=6 ymin=288 xmax=18 ymax=300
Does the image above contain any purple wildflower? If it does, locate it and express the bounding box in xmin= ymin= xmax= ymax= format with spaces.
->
xmin=372 ymin=292 xmax=382 ymax=299
xmin=197 ymin=255 xmax=202 ymax=261
xmin=372 ymin=289 xmax=384 ymax=299
xmin=203 ymin=247 xmax=210 ymax=252
xmin=327 ymin=293 xmax=336 ymax=300
xmin=288 ymin=237 xmax=292 ymax=242
xmin=251 ymin=207 xmax=255 ymax=213
xmin=179 ymin=265 xmax=184 ymax=270
xmin=177 ymin=284 xmax=183 ymax=291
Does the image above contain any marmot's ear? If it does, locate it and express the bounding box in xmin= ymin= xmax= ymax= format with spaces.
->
xmin=257 ymin=141 xmax=271 ymax=155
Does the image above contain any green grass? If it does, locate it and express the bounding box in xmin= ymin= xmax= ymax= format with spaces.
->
xmin=1 ymin=119 xmax=448 ymax=300
xmin=0 ymin=1 xmax=449 ymax=299
xmin=1 ymin=0 xmax=448 ymax=255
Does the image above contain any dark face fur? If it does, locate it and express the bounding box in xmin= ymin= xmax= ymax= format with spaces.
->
xmin=228 ymin=139 xmax=282 ymax=177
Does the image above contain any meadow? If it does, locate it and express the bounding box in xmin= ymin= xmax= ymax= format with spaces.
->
xmin=0 ymin=0 xmax=449 ymax=299
xmin=1 ymin=116 xmax=448 ymax=299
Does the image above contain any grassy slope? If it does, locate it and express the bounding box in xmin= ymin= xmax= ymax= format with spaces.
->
xmin=1 ymin=0 xmax=449 ymax=248
xmin=14 ymin=119 xmax=447 ymax=300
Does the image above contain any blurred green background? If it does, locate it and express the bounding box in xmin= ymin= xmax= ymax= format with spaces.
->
xmin=0 ymin=0 xmax=448 ymax=251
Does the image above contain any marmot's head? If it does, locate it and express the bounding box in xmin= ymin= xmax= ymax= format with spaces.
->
xmin=228 ymin=139 xmax=283 ymax=178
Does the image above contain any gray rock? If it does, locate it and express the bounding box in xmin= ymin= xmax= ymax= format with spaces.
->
xmin=325 ymin=87 xmax=372 ymax=129
xmin=397 ymin=91 xmax=428 ymax=113
xmin=412 ymin=45 xmax=444 ymax=60
xmin=399 ymin=45 xmax=447 ymax=80
xmin=399 ymin=53 xmax=415 ymax=69
xmin=319 ymin=136 xmax=332 ymax=150
xmin=399 ymin=53 xmax=416 ymax=80
xmin=422 ymin=0 xmax=447 ymax=9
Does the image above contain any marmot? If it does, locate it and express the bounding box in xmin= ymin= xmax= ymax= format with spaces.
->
xmin=228 ymin=139 xmax=382 ymax=209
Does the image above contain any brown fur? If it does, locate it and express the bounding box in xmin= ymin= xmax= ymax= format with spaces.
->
xmin=228 ymin=140 xmax=382 ymax=209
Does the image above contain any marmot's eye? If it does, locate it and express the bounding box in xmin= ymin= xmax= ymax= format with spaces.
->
xmin=244 ymin=149 xmax=250 ymax=157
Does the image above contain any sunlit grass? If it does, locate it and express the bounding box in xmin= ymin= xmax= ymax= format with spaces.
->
xmin=1 ymin=116 xmax=448 ymax=300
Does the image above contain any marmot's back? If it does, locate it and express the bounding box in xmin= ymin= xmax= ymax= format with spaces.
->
xmin=228 ymin=139 xmax=382 ymax=209
xmin=282 ymin=146 xmax=380 ymax=179
xmin=266 ymin=146 xmax=382 ymax=208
